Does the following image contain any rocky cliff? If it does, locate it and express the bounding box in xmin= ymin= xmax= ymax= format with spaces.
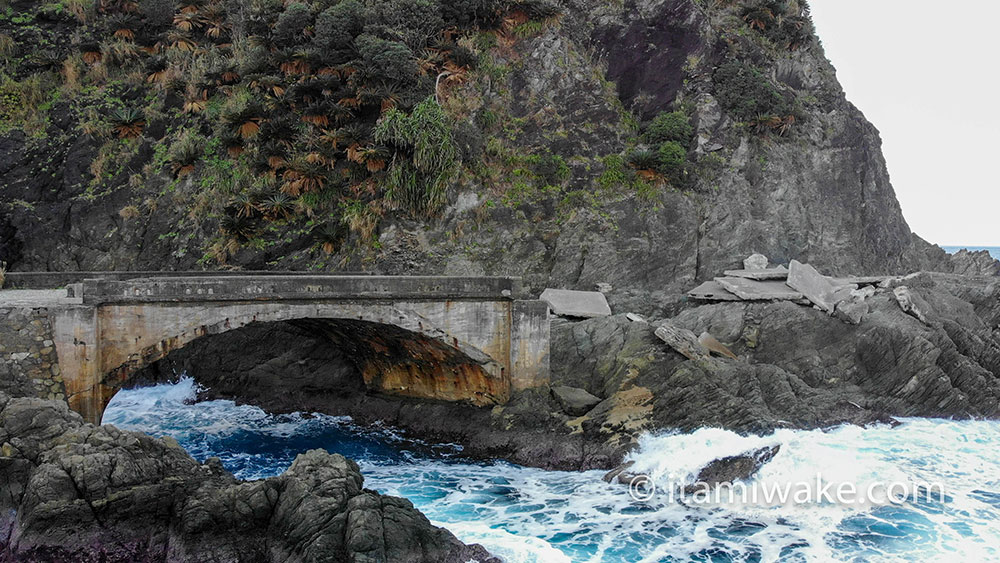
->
xmin=0 ymin=0 xmax=990 ymax=315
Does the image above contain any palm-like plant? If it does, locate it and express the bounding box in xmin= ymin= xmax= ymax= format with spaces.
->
xmin=281 ymin=156 xmax=328 ymax=196
xmin=107 ymin=13 xmax=137 ymax=40
xmin=145 ymin=56 xmax=169 ymax=83
xmin=168 ymin=134 xmax=202 ymax=177
xmin=742 ymin=5 xmax=775 ymax=31
xmin=261 ymin=192 xmax=294 ymax=221
xmin=314 ymin=222 xmax=345 ymax=254
xmin=80 ymin=42 xmax=102 ymax=64
xmin=111 ymin=107 xmax=145 ymax=138
xmin=220 ymin=213 xmax=256 ymax=242
xmin=222 ymin=99 xmax=265 ymax=139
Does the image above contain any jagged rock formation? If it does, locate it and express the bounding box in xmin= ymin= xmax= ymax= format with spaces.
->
xmin=0 ymin=393 xmax=497 ymax=563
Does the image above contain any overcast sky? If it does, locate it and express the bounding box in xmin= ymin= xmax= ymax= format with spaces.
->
xmin=808 ymin=1 xmax=999 ymax=246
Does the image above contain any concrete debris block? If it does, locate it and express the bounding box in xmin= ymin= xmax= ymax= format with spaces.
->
xmin=688 ymin=280 xmax=741 ymax=301
xmin=834 ymin=275 xmax=893 ymax=286
xmin=852 ymin=286 xmax=877 ymax=300
xmin=893 ymin=286 xmax=930 ymax=324
xmin=786 ymin=260 xmax=850 ymax=313
xmin=834 ymin=295 xmax=869 ymax=325
xmin=716 ymin=277 xmax=804 ymax=301
xmin=698 ymin=332 xmax=738 ymax=359
xmin=540 ymin=289 xmax=612 ymax=318
xmin=655 ymin=322 xmax=709 ymax=361
xmin=723 ymin=266 xmax=789 ymax=280
xmin=550 ymin=385 xmax=602 ymax=416
xmin=626 ymin=313 xmax=647 ymax=323
xmin=595 ymin=282 xmax=613 ymax=294
xmin=743 ymin=254 xmax=769 ymax=270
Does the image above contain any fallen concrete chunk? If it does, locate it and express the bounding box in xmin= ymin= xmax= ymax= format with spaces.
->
xmin=893 ymin=286 xmax=929 ymax=324
xmin=540 ymin=289 xmax=612 ymax=318
xmin=743 ymin=253 xmax=769 ymax=270
xmin=655 ymin=322 xmax=709 ymax=360
xmin=786 ymin=260 xmax=851 ymax=312
xmin=551 ymin=385 xmax=602 ymax=416
xmin=716 ymin=277 xmax=804 ymax=301
xmin=698 ymin=332 xmax=738 ymax=359
xmin=834 ymin=295 xmax=869 ymax=325
xmin=626 ymin=313 xmax=646 ymax=323
xmin=688 ymin=280 xmax=741 ymax=301
xmin=723 ymin=266 xmax=788 ymax=280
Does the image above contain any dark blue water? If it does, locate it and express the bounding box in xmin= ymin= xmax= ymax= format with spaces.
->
xmin=103 ymin=378 xmax=1000 ymax=562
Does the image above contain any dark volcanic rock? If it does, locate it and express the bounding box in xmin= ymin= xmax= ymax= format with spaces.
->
xmin=0 ymin=394 xmax=498 ymax=563
xmin=684 ymin=446 xmax=780 ymax=494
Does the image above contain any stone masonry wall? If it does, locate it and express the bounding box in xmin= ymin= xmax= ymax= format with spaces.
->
xmin=0 ymin=306 xmax=64 ymax=400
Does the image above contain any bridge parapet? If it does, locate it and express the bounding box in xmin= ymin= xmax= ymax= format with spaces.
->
xmin=79 ymin=276 xmax=524 ymax=304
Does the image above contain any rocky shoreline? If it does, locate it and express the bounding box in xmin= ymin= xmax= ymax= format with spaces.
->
xmin=0 ymin=394 xmax=498 ymax=563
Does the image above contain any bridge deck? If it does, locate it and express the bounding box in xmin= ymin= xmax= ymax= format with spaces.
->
xmin=0 ymin=289 xmax=82 ymax=307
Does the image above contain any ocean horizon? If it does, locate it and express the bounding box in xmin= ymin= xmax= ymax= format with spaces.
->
xmin=941 ymin=246 xmax=1000 ymax=260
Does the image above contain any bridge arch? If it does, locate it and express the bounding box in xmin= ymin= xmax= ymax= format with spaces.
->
xmin=51 ymin=276 xmax=550 ymax=424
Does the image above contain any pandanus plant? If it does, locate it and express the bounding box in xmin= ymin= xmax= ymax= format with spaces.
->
xmin=110 ymin=107 xmax=145 ymax=139
xmin=281 ymin=156 xmax=328 ymax=196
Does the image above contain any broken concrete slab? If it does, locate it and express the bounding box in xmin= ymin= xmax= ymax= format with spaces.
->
xmin=550 ymin=385 xmax=602 ymax=416
xmin=715 ymin=277 xmax=805 ymax=301
xmin=834 ymin=295 xmax=869 ymax=325
xmin=698 ymin=332 xmax=738 ymax=359
xmin=743 ymin=253 xmax=769 ymax=270
xmin=786 ymin=260 xmax=854 ymax=313
xmin=540 ymin=288 xmax=612 ymax=318
xmin=688 ymin=280 xmax=741 ymax=301
xmin=834 ymin=275 xmax=894 ymax=286
xmin=626 ymin=313 xmax=647 ymax=323
xmin=723 ymin=266 xmax=789 ymax=280
xmin=893 ymin=286 xmax=930 ymax=324
xmin=655 ymin=322 xmax=709 ymax=361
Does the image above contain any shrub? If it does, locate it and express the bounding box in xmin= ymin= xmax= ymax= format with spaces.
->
xmin=712 ymin=60 xmax=790 ymax=121
xmin=353 ymin=34 xmax=418 ymax=89
xmin=643 ymin=110 xmax=693 ymax=146
xmin=138 ymin=0 xmax=174 ymax=30
xmin=273 ymin=3 xmax=313 ymax=46
xmin=365 ymin=0 xmax=445 ymax=50
xmin=656 ymin=141 xmax=687 ymax=182
xmin=440 ymin=0 xmax=503 ymax=29
xmin=313 ymin=0 xmax=364 ymax=55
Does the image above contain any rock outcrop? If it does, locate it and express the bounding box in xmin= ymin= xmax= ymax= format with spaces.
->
xmin=0 ymin=394 xmax=497 ymax=563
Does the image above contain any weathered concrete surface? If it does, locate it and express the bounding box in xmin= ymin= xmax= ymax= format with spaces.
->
xmin=539 ymin=288 xmax=612 ymax=318
xmin=722 ymin=266 xmax=789 ymax=280
xmin=786 ymin=260 xmax=854 ymax=312
xmin=715 ymin=277 xmax=804 ymax=301
xmin=3 ymin=275 xmax=551 ymax=424
xmin=688 ymin=280 xmax=741 ymax=301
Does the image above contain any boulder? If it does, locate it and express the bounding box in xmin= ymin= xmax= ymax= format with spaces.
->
xmin=540 ymin=288 xmax=612 ymax=318
xmin=743 ymin=254 xmax=769 ymax=270
xmin=551 ymin=385 xmax=602 ymax=416
xmin=683 ymin=446 xmax=780 ymax=493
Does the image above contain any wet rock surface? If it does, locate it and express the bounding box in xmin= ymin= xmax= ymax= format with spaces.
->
xmin=0 ymin=393 xmax=498 ymax=563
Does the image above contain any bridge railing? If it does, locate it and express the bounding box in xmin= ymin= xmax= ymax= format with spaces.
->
xmin=2 ymin=270 xmax=374 ymax=290
xmin=78 ymin=275 xmax=525 ymax=304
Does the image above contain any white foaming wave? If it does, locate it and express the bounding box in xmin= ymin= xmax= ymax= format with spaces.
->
xmin=621 ymin=419 xmax=1000 ymax=562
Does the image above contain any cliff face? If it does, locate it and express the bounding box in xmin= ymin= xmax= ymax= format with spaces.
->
xmin=0 ymin=0 xmax=970 ymax=310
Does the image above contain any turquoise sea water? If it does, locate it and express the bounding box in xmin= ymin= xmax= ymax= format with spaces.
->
xmin=104 ymin=378 xmax=1000 ymax=562
xmin=940 ymin=246 xmax=1000 ymax=259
